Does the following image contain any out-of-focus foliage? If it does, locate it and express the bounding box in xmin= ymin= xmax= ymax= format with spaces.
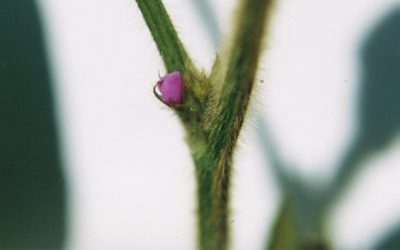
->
xmin=329 ymin=7 xmax=400 ymax=203
xmin=374 ymin=223 xmax=400 ymax=250
xmin=0 ymin=1 xmax=67 ymax=248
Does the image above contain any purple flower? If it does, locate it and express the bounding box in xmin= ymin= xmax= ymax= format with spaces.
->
xmin=155 ymin=71 xmax=183 ymax=105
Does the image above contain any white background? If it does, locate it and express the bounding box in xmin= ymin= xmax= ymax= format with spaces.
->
xmin=37 ymin=0 xmax=400 ymax=249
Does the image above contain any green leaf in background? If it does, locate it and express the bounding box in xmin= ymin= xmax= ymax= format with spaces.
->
xmin=373 ymin=223 xmax=400 ymax=250
xmin=0 ymin=1 xmax=67 ymax=248
xmin=326 ymin=6 xmax=400 ymax=209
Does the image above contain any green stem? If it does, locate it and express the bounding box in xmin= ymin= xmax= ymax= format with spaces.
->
xmin=196 ymin=1 xmax=275 ymax=249
xmin=208 ymin=0 xmax=275 ymax=158
xmin=136 ymin=0 xmax=275 ymax=249
xmin=135 ymin=0 xmax=193 ymax=73
xmin=136 ymin=0 xmax=210 ymax=131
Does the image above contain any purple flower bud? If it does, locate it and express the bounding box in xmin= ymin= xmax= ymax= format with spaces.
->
xmin=155 ymin=71 xmax=183 ymax=105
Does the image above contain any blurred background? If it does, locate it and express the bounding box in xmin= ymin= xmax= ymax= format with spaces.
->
xmin=1 ymin=0 xmax=400 ymax=249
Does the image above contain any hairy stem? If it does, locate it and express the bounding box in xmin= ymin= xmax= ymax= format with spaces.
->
xmin=136 ymin=0 xmax=275 ymax=249
xmin=136 ymin=0 xmax=193 ymax=73
xmin=208 ymin=0 xmax=274 ymax=158
xmin=196 ymin=0 xmax=275 ymax=249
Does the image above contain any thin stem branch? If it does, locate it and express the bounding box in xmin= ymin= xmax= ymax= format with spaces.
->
xmin=196 ymin=1 xmax=275 ymax=249
xmin=136 ymin=0 xmax=211 ymax=133
xmin=208 ymin=0 xmax=274 ymax=155
xmin=136 ymin=0 xmax=193 ymax=73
